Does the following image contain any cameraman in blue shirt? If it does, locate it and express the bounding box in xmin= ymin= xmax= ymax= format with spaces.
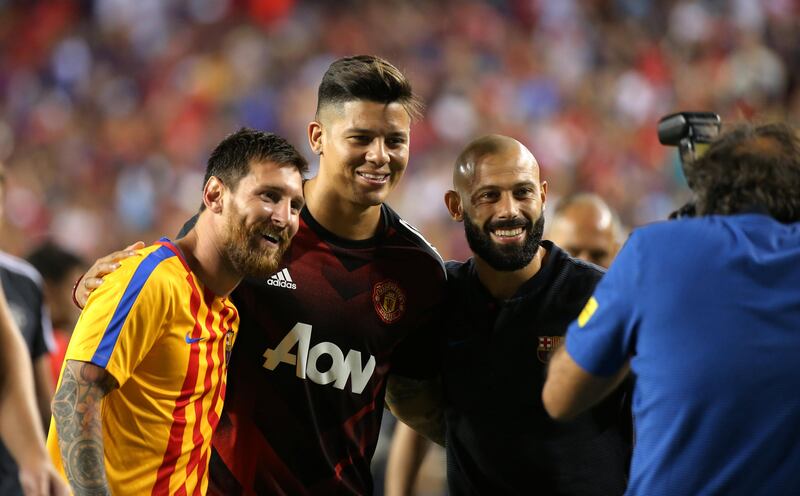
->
xmin=543 ymin=122 xmax=800 ymax=496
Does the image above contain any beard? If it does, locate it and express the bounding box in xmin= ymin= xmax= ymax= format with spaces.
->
xmin=221 ymin=209 xmax=290 ymax=280
xmin=463 ymin=211 xmax=544 ymax=271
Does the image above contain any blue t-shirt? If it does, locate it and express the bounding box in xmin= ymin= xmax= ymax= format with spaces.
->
xmin=566 ymin=214 xmax=800 ymax=496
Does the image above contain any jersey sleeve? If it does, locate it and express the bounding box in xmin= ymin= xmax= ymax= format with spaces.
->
xmin=565 ymin=231 xmax=643 ymax=377
xmin=65 ymin=251 xmax=173 ymax=387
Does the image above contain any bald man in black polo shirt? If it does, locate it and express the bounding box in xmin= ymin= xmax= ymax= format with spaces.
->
xmin=387 ymin=136 xmax=630 ymax=495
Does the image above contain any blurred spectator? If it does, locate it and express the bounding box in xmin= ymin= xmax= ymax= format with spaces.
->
xmin=0 ymin=0 xmax=796 ymax=264
xmin=547 ymin=193 xmax=625 ymax=268
xmin=26 ymin=242 xmax=85 ymax=384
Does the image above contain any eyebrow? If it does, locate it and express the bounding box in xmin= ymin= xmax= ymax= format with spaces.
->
xmin=473 ymin=181 xmax=536 ymax=193
xmin=260 ymin=185 xmax=305 ymax=206
xmin=343 ymin=127 xmax=408 ymax=136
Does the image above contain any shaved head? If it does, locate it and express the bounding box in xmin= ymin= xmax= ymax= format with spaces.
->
xmin=445 ymin=134 xmax=547 ymax=272
xmin=553 ymin=194 xmax=618 ymax=234
xmin=453 ymin=135 xmax=539 ymax=192
xmin=547 ymin=193 xmax=623 ymax=268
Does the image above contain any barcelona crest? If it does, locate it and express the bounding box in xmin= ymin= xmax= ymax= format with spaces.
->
xmin=536 ymin=335 xmax=565 ymax=363
xmin=225 ymin=329 xmax=235 ymax=365
xmin=372 ymin=280 xmax=407 ymax=324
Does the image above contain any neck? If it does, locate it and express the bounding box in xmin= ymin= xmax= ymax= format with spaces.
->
xmin=303 ymin=176 xmax=383 ymax=240
xmin=175 ymin=214 xmax=242 ymax=297
xmin=474 ymin=244 xmax=548 ymax=300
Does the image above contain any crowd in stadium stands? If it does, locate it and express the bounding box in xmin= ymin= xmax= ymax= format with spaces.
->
xmin=0 ymin=0 xmax=797 ymax=264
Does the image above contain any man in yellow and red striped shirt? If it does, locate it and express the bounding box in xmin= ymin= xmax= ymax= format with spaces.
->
xmin=47 ymin=128 xmax=307 ymax=495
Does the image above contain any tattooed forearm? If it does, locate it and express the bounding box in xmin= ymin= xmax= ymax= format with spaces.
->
xmin=52 ymin=360 xmax=118 ymax=496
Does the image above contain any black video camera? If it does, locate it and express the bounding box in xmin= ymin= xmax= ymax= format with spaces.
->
xmin=657 ymin=112 xmax=721 ymax=170
xmin=657 ymin=112 xmax=721 ymax=219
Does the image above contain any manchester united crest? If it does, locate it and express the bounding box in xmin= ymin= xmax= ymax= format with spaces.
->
xmin=372 ymin=280 xmax=407 ymax=324
xmin=536 ymin=335 xmax=565 ymax=363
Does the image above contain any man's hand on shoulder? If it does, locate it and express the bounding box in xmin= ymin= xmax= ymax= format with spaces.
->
xmin=74 ymin=241 xmax=144 ymax=308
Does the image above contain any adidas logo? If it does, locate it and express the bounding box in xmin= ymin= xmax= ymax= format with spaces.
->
xmin=267 ymin=268 xmax=297 ymax=290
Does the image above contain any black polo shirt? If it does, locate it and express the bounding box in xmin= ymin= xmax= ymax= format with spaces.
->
xmin=442 ymin=241 xmax=631 ymax=495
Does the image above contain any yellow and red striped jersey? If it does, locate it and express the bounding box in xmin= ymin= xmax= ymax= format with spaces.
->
xmin=47 ymin=239 xmax=239 ymax=495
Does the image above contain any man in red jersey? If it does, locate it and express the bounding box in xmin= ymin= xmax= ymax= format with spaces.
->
xmin=76 ymin=56 xmax=446 ymax=495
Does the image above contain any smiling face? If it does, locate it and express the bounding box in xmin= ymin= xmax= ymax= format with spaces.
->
xmin=218 ymin=160 xmax=304 ymax=279
xmin=447 ymin=141 xmax=548 ymax=271
xmin=310 ymin=100 xmax=411 ymax=208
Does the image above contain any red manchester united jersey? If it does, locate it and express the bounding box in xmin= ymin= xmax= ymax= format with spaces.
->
xmin=208 ymin=205 xmax=445 ymax=495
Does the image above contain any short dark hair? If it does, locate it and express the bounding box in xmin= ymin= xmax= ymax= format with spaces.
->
xmin=686 ymin=122 xmax=800 ymax=223
xmin=315 ymin=55 xmax=423 ymax=121
xmin=201 ymin=128 xmax=308 ymax=211
xmin=27 ymin=242 xmax=84 ymax=284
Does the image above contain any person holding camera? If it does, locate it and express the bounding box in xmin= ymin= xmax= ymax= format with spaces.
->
xmin=543 ymin=122 xmax=800 ymax=495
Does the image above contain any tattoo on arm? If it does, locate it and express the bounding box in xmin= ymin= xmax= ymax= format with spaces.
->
xmin=52 ymin=360 xmax=118 ymax=496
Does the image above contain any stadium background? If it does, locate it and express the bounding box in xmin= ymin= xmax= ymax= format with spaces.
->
xmin=1 ymin=1 xmax=798 ymax=494
xmin=1 ymin=0 xmax=798 ymax=263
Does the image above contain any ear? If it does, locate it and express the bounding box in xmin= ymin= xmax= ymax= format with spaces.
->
xmin=445 ymin=190 xmax=464 ymax=222
xmin=540 ymin=180 xmax=548 ymax=211
xmin=308 ymin=121 xmax=323 ymax=156
xmin=203 ymin=176 xmax=225 ymax=214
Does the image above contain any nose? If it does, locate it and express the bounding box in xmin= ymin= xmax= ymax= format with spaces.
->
xmin=495 ymin=192 xmax=521 ymax=220
xmin=271 ymin=199 xmax=291 ymax=229
xmin=365 ymin=139 xmax=389 ymax=166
